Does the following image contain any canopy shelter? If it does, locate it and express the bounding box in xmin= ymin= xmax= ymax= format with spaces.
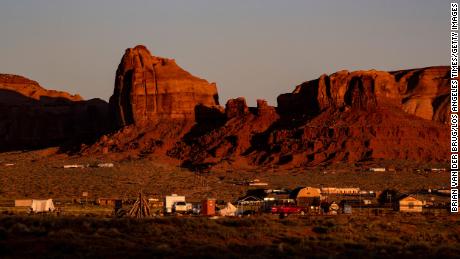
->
xmin=30 ymin=199 xmax=55 ymax=213
xmin=219 ymin=202 xmax=237 ymax=216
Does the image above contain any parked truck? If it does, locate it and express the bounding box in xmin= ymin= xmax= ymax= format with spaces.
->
xmin=173 ymin=201 xmax=193 ymax=214
xmin=165 ymin=194 xmax=186 ymax=214
xmin=271 ymin=205 xmax=306 ymax=216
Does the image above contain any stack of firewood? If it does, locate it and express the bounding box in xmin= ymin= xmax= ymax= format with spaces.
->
xmin=128 ymin=192 xmax=151 ymax=218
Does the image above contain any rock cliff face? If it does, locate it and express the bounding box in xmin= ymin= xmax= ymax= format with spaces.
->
xmin=109 ymin=45 xmax=219 ymax=128
xmin=393 ymin=67 xmax=450 ymax=123
xmin=0 ymin=74 xmax=109 ymax=151
xmin=277 ymin=66 xmax=450 ymax=123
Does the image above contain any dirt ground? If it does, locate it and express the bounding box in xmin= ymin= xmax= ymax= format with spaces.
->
xmin=0 ymin=149 xmax=450 ymax=203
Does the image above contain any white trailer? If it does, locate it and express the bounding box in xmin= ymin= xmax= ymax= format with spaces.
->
xmin=165 ymin=194 xmax=186 ymax=214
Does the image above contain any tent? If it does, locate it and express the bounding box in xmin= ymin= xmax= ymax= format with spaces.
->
xmin=219 ymin=202 xmax=237 ymax=216
xmin=31 ymin=199 xmax=55 ymax=213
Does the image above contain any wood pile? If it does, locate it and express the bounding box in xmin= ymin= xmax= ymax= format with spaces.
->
xmin=128 ymin=192 xmax=151 ymax=218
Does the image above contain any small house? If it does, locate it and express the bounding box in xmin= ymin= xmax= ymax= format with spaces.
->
xmin=398 ymin=196 xmax=424 ymax=212
xmin=237 ymin=196 xmax=264 ymax=215
xmin=97 ymin=198 xmax=122 ymax=208
xmin=148 ymin=198 xmax=164 ymax=208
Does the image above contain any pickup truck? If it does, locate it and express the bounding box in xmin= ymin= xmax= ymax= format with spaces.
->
xmin=173 ymin=201 xmax=192 ymax=214
xmin=271 ymin=205 xmax=306 ymax=216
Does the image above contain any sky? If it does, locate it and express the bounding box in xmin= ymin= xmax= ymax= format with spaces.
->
xmin=0 ymin=0 xmax=451 ymax=106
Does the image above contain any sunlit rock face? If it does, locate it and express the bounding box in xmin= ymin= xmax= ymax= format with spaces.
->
xmin=110 ymin=45 xmax=220 ymax=127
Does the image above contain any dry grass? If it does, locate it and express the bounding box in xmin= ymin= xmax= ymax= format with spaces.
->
xmin=0 ymin=151 xmax=450 ymax=203
xmin=0 ymin=214 xmax=458 ymax=258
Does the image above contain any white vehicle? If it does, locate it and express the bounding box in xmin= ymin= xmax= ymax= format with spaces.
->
xmin=165 ymin=194 xmax=186 ymax=214
xmin=63 ymin=164 xmax=85 ymax=169
xmin=173 ymin=201 xmax=192 ymax=214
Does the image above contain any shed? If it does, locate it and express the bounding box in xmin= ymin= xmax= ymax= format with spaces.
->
xmin=398 ymin=196 xmax=423 ymax=212
xmin=293 ymin=187 xmax=321 ymax=207
xmin=148 ymin=198 xmax=164 ymax=209
xmin=15 ymin=199 xmax=33 ymax=207
xmin=201 ymin=198 xmax=216 ymax=216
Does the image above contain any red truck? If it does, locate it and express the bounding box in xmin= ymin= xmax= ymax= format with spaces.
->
xmin=271 ymin=205 xmax=306 ymax=216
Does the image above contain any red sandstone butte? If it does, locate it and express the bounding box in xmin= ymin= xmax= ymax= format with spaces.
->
xmin=109 ymin=45 xmax=220 ymax=128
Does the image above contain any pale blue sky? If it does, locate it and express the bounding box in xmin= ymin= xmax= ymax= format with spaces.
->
xmin=0 ymin=0 xmax=450 ymax=105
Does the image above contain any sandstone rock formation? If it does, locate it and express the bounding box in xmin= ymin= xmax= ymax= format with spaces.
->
xmin=392 ymin=66 xmax=450 ymax=123
xmin=169 ymin=66 xmax=451 ymax=168
xmin=0 ymin=74 xmax=109 ymax=151
xmin=8 ymin=43 xmax=443 ymax=169
xmin=109 ymin=45 xmax=219 ymax=128
xmin=225 ymin=97 xmax=249 ymax=119
xmin=277 ymin=66 xmax=450 ymax=123
xmin=256 ymin=99 xmax=277 ymax=117
xmin=169 ymin=99 xmax=279 ymax=168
